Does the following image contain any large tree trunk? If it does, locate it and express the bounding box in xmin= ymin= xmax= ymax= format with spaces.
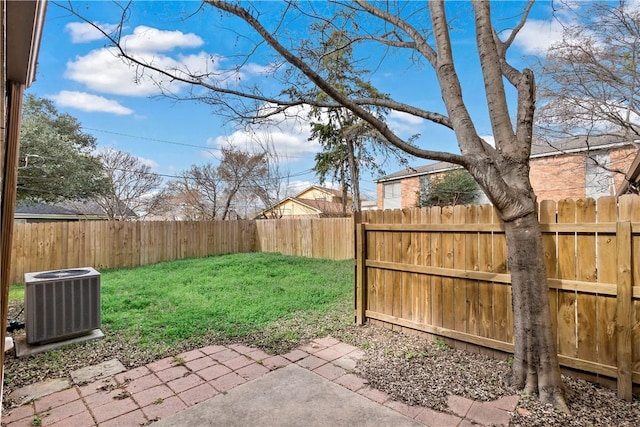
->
xmin=503 ymin=211 xmax=568 ymax=412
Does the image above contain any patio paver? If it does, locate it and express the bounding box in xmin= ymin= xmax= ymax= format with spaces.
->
xmin=4 ymin=337 xmax=519 ymax=427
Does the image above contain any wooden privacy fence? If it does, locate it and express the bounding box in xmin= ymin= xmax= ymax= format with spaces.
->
xmin=255 ymin=217 xmax=353 ymax=260
xmin=9 ymin=218 xmax=354 ymax=285
xmin=355 ymin=195 xmax=640 ymax=398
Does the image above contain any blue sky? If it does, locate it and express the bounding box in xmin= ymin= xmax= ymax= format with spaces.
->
xmin=26 ymin=1 xmax=565 ymax=201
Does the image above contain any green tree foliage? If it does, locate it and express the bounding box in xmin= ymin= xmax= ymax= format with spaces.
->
xmin=17 ymin=94 xmax=108 ymax=203
xmin=307 ymin=24 xmax=405 ymax=213
xmin=417 ymin=169 xmax=481 ymax=208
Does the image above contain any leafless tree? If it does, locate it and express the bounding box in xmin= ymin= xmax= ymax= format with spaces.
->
xmin=250 ymin=135 xmax=292 ymax=219
xmin=164 ymin=147 xmax=268 ymax=220
xmin=64 ymin=0 xmax=569 ymax=409
xmin=94 ymin=148 xmax=163 ymax=220
xmin=165 ymin=164 xmax=222 ymax=220
xmin=537 ymin=1 xmax=640 ymax=139
xmin=217 ymin=147 xmax=268 ymax=219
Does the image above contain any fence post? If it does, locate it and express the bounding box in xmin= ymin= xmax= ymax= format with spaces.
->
xmin=355 ymin=221 xmax=367 ymax=325
xmin=616 ymin=220 xmax=633 ymax=401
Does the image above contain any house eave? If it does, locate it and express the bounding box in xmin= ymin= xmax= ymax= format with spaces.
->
xmin=7 ymin=0 xmax=47 ymax=86
xmin=529 ymin=141 xmax=634 ymax=159
xmin=376 ymin=164 xmax=460 ymax=183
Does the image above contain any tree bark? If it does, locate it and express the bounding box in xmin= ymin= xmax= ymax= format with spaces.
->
xmin=503 ymin=211 xmax=568 ymax=411
xmin=346 ymin=137 xmax=361 ymax=213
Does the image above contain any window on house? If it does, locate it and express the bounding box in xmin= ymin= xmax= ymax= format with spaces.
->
xmin=383 ymin=181 xmax=401 ymax=209
xmin=585 ymin=152 xmax=613 ymax=198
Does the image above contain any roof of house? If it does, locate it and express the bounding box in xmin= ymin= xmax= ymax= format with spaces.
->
xmin=377 ymin=134 xmax=638 ymax=183
xmin=16 ymin=203 xmax=79 ymax=216
xmin=254 ymin=185 xmax=353 ymax=219
xmin=290 ymin=198 xmax=346 ymax=215
xmin=293 ymin=185 xmax=344 ymax=199
xmin=15 ymin=200 xmax=137 ymax=220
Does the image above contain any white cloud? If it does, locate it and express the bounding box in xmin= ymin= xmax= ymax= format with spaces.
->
xmin=135 ymin=155 xmax=159 ymax=169
xmin=286 ymin=180 xmax=315 ymax=195
xmin=513 ymin=19 xmax=564 ymax=55
xmin=387 ymin=110 xmax=425 ymax=137
xmin=208 ymin=128 xmax=319 ymax=160
xmin=65 ymin=25 xmax=266 ymax=97
xmin=207 ymin=105 xmax=320 ymax=162
xmin=121 ymin=26 xmax=203 ymax=53
xmin=65 ymin=22 xmax=118 ymax=43
xmin=50 ymin=90 xmax=133 ymax=115
xmin=66 ymin=48 xmax=185 ymax=96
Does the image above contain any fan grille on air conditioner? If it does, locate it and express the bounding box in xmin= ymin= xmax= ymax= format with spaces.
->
xmin=25 ymin=267 xmax=101 ymax=345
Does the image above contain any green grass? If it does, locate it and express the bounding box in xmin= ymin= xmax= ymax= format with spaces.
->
xmin=10 ymin=252 xmax=353 ymax=350
xmin=9 ymin=283 xmax=24 ymax=301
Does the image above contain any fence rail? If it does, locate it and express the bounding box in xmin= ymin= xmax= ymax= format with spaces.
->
xmin=10 ymin=218 xmax=354 ymax=285
xmin=355 ymin=195 xmax=640 ymax=397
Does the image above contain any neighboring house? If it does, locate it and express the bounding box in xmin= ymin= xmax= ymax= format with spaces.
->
xmin=377 ymin=135 xmax=639 ymax=209
xmin=15 ymin=200 xmax=137 ymax=223
xmin=255 ymin=185 xmax=351 ymax=219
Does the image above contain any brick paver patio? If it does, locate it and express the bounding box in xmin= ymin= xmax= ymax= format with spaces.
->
xmin=2 ymin=337 xmax=519 ymax=427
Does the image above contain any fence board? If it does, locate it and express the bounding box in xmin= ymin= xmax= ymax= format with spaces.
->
xmin=401 ymin=209 xmax=412 ymax=321
xmin=466 ymin=205 xmax=479 ymax=338
xmin=478 ymin=205 xmax=493 ymax=339
xmin=492 ymin=207 xmax=509 ymax=344
xmin=441 ymin=206 xmax=455 ymax=331
xmin=430 ymin=206 xmax=443 ymax=328
xmin=419 ymin=208 xmax=431 ymax=326
xmin=596 ymin=197 xmax=618 ymax=369
xmin=453 ymin=206 xmax=467 ymax=336
xmin=557 ymin=199 xmax=578 ymax=358
xmin=540 ymin=200 xmax=559 ymax=345
xmin=576 ymin=199 xmax=597 ymax=363
xmin=618 ymin=195 xmax=640 ymax=394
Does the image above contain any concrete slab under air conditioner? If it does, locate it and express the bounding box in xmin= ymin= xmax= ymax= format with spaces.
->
xmin=13 ymin=329 xmax=104 ymax=358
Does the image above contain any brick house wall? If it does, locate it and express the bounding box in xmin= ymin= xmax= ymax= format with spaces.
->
xmin=401 ymin=177 xmax=420 ymax=208
xmin=529 ymin=146 xmax=637 ymax=201
xmin=611 ymin=147 xmax=637 ymax=193
xmin=529 ymin=154 xmax=587 ymax=201
xmin=377 ymin=145 xmax=638 ymax=208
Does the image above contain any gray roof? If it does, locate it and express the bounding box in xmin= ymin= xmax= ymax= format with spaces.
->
xmin=377 ymin=134 xmax=638 ymax=182
xmin=16 ymin=203 xmax=79 ymax=215
xmin=15 ymin=200 xmax=137 ymax=219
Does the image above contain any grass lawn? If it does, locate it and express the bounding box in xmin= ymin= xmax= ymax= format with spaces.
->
xmin=100 ymin=252 xmax=353 ymax=346
xmin=3 ymin=252 xmax=355 ymax=399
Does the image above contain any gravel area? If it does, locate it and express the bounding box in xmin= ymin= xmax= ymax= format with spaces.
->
xmin=342 ymin=325 xmax=640 ymax=427
xmin=3 ymin=300 xmax=639 ymax=426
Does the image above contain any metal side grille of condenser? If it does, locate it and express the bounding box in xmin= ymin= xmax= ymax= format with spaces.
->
xmin=25 ymin=267 xmax=101 ymax=345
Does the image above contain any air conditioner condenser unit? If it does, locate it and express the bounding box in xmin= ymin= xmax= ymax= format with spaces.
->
xmin=24 ymin=267 xmax=101 ymax=345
